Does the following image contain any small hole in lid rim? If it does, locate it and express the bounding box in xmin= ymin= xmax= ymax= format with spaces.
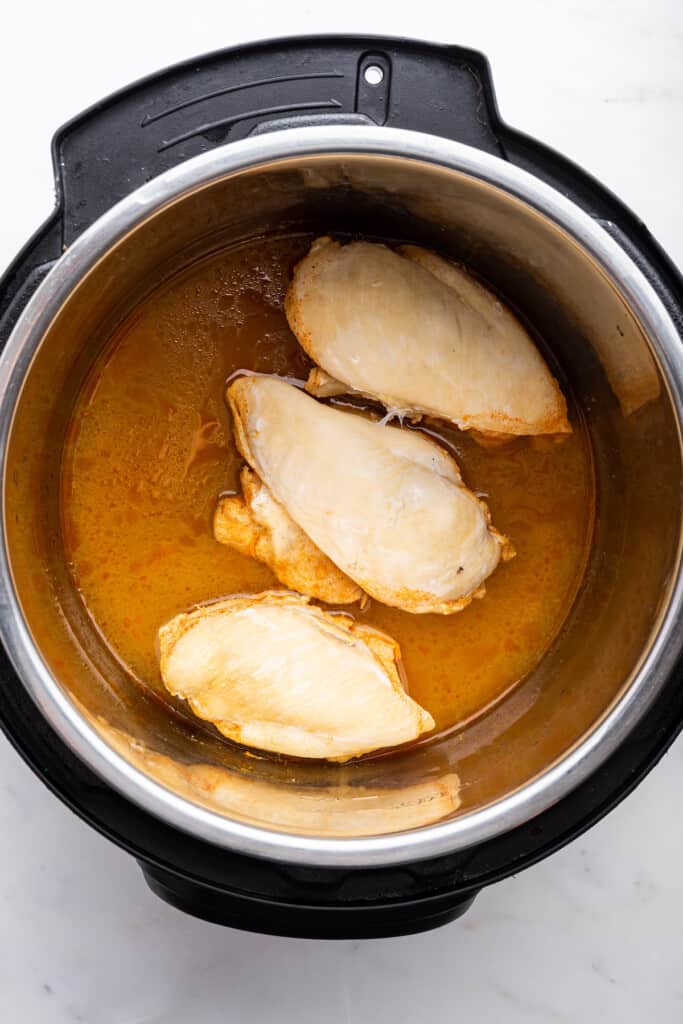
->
xmin=364 ymin=65 xmax=384 ymax=86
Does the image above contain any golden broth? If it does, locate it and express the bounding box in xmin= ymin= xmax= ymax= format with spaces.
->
xmin=61 ymin=234 xmax=594 ymax=740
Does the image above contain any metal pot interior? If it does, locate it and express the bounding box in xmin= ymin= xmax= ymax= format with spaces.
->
xmin=3 ymin=140 xmax=682 ymax=857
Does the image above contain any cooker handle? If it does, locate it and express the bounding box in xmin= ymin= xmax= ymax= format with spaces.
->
xmin=47 ymin=37 xmax=506 ymax=249
xmin=0 ymin=36 xmax=506 ymax=340
xmin=0 ymin=219 xmax=62 ymax=351
xmin=139 ymin=861 xmax=479 ymax=939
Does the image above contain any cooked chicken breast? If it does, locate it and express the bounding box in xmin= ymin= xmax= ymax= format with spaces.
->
xmin=102 ymin=723 xmax=461 ymax=835
xmin=286 ymin=237 xmax=571 ymax=438
xmin=228 ymin=376 xmax=512 ymax=614
xmin=158 ymin=591 xmax=434 ymax=760
xmin=214 ymin=466 xmax=363 ymax=605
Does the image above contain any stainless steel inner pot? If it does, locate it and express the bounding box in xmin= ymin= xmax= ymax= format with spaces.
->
xmin=1 ymin=126 xmax=681 ymax=867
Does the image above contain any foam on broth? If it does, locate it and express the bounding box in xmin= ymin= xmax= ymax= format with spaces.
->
xmin=60 ymin=233 xmax=595 ymax=742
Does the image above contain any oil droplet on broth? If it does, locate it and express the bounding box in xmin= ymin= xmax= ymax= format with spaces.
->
xmin=61 ymin=233 xmax=595 ymax=740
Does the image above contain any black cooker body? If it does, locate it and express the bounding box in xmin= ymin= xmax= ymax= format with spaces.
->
xmin=1 ymin=36 xmax=682 ymax=940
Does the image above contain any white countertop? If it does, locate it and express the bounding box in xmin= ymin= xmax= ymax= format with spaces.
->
xmin=1 ymin=3 xmax=682 ymax=1021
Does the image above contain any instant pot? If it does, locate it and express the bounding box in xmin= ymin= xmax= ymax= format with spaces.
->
xmin=0 ymin=36 xmax=682 ymax=939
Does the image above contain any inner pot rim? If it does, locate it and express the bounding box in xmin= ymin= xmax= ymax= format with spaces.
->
xmin=0 ymin=125 xmax=681 ymax=868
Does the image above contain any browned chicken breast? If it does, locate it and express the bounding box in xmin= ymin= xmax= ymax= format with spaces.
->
xmin=228 ymin=375 xmax=512 ymax=615
xmin=158 ymin=591 xmax=434 ymax=761
xmin=286 ymin=237 xmax=571 ymax=439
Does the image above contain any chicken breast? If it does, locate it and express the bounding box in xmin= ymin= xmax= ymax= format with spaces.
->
xmin=101 ymin=723 xmax=461 ymax=836
xmin=228 ymin=376 xmax=512 ymax=614
xmin=214 ymin=466 xmax=363 ymax=605
xmin=286 ymin=237 xmax=571 ymax=438
xmin=158 ymin=591 xmax=434 ymax=760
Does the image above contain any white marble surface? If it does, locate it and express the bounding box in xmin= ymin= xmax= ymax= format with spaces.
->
xmin=1 ymin=2 xmax=682 ymax=1020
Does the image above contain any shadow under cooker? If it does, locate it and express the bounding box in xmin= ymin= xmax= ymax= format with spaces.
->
xmin=0 ymin=37 xmax=682 ymax=938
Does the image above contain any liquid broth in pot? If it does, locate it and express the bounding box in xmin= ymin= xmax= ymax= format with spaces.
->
xmin=60 ymin=233 xmax=595 ymax=745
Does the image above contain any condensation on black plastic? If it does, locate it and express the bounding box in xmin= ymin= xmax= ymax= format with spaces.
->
xmin=0 ymin=36 xmax=682 ymax=940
